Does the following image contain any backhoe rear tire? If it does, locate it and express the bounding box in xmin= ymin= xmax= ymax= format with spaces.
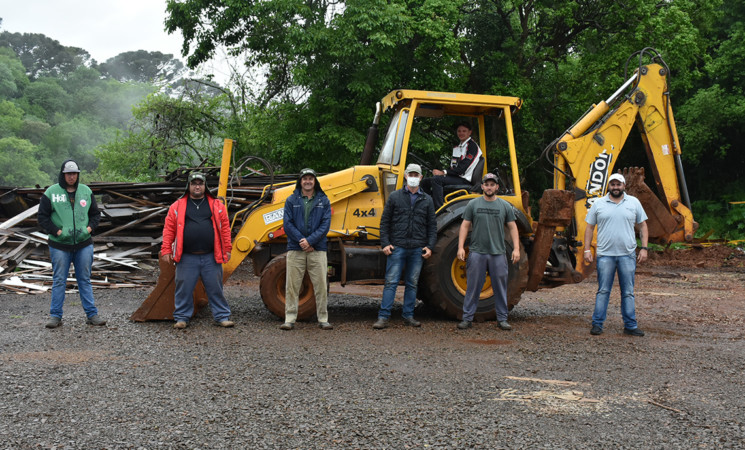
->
xmin=419 ymin=221 xmax=528 ymax=321
xmin=259 ymin=254 xmax=317 ymax=320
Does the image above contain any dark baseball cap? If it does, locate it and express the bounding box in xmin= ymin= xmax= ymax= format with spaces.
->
xmin=299 ymin=168 xmax=317 ymax=178
xmin=188 ymin=172 xmax=206 ymax=183
xmin=481 ymin=173 xmax=499 ymax=184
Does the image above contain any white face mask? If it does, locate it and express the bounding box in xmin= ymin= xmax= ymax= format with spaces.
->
xmin=406 ymin=176 xmax=421 ymax=188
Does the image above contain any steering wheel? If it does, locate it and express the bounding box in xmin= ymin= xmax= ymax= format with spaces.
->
xmin=407 ymin=153 xmax=434 ymax=175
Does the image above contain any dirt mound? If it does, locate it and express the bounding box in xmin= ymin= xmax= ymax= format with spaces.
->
xmin=647 ymin=244 xmax=744 ymax=269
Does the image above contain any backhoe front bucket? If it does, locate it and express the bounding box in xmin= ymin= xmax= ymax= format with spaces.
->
xmin=129 ymin=256 xmax=209 ymax=322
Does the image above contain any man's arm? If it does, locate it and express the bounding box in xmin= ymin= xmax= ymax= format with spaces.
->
xmin=583 ymin=223 xmax=596 ymax=263
xmin=379 ymin=195 xmax=394 ymax=254
xmin=422 ymin=197 xmax=437 ymax=259
xmin=160 ymin=204 xmax=177 ymax=264
xmin=636 ymin=221 xmax=648 ymax=263
xmin=457 ymin=220 xmax=472 ymax=261
xmin=87 ymin=194 xmax=100 ymax=233
xmin=282 ymin=197 xmax=304 ymax=244
xmin=507 ymin=221 xmax=520 ymax=264
xmin=217 ymin=201 xmax=232 ymax=262
xmin=305 ymin=198 xmax=332 ymax=249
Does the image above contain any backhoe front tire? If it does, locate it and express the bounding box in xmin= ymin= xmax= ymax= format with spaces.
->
xmin=419 ymin=222 xmax=529 ymax=321
xmin=259 ymin=254 xmax=317 ymax=320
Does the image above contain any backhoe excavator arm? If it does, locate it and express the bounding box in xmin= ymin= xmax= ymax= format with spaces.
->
xmin=550 ymin=53 xmax=697 ymax=277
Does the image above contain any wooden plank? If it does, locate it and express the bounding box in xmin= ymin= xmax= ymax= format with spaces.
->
xmin=96 ymin=207 xmax=166 ymax=238
xmin=0 ymin=204 xmax=39 ymax=229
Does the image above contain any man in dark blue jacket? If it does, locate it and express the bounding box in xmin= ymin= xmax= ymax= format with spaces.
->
xmin=373 ymin=164 xmax=437 ymax=329
xmin=280 ymin=168 xmax=333 ymax=330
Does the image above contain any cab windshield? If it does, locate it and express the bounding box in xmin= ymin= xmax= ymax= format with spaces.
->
xmin=377 ymin=109 xmax=409 ymax=166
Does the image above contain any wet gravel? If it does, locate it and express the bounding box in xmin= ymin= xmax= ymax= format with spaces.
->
xmin=1 ymin=265 xmax=744 ymax=448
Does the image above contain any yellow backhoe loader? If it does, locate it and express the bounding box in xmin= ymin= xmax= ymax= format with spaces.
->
xmin=131 ymin=48 xmax=696 ymax=322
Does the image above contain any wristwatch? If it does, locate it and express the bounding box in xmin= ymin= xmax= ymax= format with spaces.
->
xmin=639 ymin=247 xmax=648 ymax=250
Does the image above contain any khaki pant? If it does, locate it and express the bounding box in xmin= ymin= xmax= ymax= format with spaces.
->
xmin=285 ymin=250 xmax=328 ymax=323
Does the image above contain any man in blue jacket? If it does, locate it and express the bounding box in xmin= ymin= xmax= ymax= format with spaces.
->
xmin=373 ymin=164 xmax=437 ymax=329
xmin=280 ymin=168 xmax=333 ymax=330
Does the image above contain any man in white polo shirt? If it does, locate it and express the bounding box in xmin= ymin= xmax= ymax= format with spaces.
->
xmin=583 ymin=173 xmax=649 ymax=336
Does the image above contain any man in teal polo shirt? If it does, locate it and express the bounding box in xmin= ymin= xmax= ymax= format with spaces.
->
xmin=38 ymin=160 xmax=105 ymax=328
xmin=583 ymin=173 xmax=648 ymax=336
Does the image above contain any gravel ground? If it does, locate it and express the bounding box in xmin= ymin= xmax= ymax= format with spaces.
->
xmin=1 ymin=264 xmax=744 ymax=449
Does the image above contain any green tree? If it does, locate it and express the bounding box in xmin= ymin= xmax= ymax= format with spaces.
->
xmin=96 ymin=82 xmax=230 ymax=180
xmin=19 ymin=77 xmax=70 ymax=122
xmin=0 ymin=31 xmax=90 ymax=79
xmin=0 ymin=47 xmax=29 ymax=98
xmin=0 ymin=100 xmax=23 ymax=138
xmin=0 ymin=137 xmax=51 ymax=186
xmin=96 ymin=50 xmax=186 ymax=83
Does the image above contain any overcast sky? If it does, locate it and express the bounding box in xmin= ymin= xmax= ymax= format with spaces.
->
xmin=1 ymin=0 xmax=185 ymax=62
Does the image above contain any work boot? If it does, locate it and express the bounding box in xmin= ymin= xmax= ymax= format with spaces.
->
xmin=173 ymin=321 xmax=188 ymax=329
xmin=457 ymin=320 xmax=472 ymax=330
xmin=497 ymin=320 xmax=512 ymax=331
xmin=372 ymin=318 xmax=389 ymax=329
xmin=318 ymin=322 xmax=334 ymax=330
xmin=590 ymin=325 xmax=603 ymax=335
xmin=217 ymin=320 xmax=235 ymax=328
xmin=402 ymin=316 xmax=421 ymax=327
xmin=623 ymin=327 xmax=645 ymax=337
xmin=45 ymin=316 xmax=62 ymax=329
xmin=279 ymin=322 xmax=294 ymax=330
xmin=86 ymin=315 xmax=106 ymax=326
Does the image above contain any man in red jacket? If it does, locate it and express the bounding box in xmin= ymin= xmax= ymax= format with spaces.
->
xmin=161 ymin=172 xmax=234 ymax=329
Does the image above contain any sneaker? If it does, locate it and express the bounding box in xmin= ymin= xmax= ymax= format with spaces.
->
xmin=279 ymin=322 xmax=294 ymax=330
xmin=86 ymin=315 xmax=106 ymax=326
xmin=45 ymin=317 xmax=62 ymax=329
xmin=402 ymin=316 xmax=421 ymax=327
xmin=318 ymin=322 xmax=334 ymax=330
xmin=457 ymin=320 xmax=472 ymax=330
xmin=217 ymin=320 xmax=235 ymax=328
xmin=173 ymin=321 xmax=188 ymax=329
xmin=590 ymin=325 xmax=603 ymax=335
xmin=497 ymin=320 xmax=512 ymax=331
xmin=623 ymin=327 xmax=645 ymax=337
xmin=372 ymin=318 xmax=389 ymax=329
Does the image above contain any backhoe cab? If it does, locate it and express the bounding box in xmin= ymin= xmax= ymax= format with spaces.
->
xmin=133 ymin=48 xmax=696 ymax=323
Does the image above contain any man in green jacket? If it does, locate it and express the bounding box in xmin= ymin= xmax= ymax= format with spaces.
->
xmin=38 ymin=160 xmax=105 ymax=328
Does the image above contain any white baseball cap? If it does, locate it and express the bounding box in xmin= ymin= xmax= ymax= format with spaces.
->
xmin=608 ymin=173 xmax=625 ymax=184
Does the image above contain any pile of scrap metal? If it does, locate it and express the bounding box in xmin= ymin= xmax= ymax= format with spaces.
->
xmin=0 ymin=169 xmax=294 ymax=294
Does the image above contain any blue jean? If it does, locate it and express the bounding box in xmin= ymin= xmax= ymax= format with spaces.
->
xmin=174 ymin=253 xmax=232 ymax=322
xmin=49 ymin=244 xmax=98 ymax=318
xmin=592 ymin=253 xmax=638 ymax=330
xmin=462 ymin=252 xmax=509 ymax=322
xmin=378 ymin=247 xmax=424 ymax=319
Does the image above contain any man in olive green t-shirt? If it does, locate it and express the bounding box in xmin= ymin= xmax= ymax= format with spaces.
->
xmin=456 ymin=173 xmax=520 ymax=330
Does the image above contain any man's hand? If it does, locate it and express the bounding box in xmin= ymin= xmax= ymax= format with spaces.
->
xmin=162 ymin=253 xmax=174 ymax=266
xmin=457 ymin=247 xmax=466 ymax=261
xmin=225 ymin=252 xmax=231 ymax=262
xmin=583 ymin=250 xmax=593 ymax=263
xmin=299 ymin=238 xmax=310 ymax=251
xmin=303 ymin=246 xmax=315 ymax=253
xmin=56 ymin=229 xmax=62 ymax=236
xmin=637 ymin=248 xmax=647 ymax=263
xmin=433 ymin=169 xmax=445 ymax=176
xmin=86 ymin=226 xmax=92 ymax=233
xmin=511 ymin=248 xmax=520 ymax=264
xmin=382 ymin=244 xmax=394 ymax=256
xmin=422 ymin=247 xmax=432 ymax=259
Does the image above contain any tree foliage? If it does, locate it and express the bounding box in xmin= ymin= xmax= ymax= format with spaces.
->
xmin=96 ymin=50 xmax=186 ymax=83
